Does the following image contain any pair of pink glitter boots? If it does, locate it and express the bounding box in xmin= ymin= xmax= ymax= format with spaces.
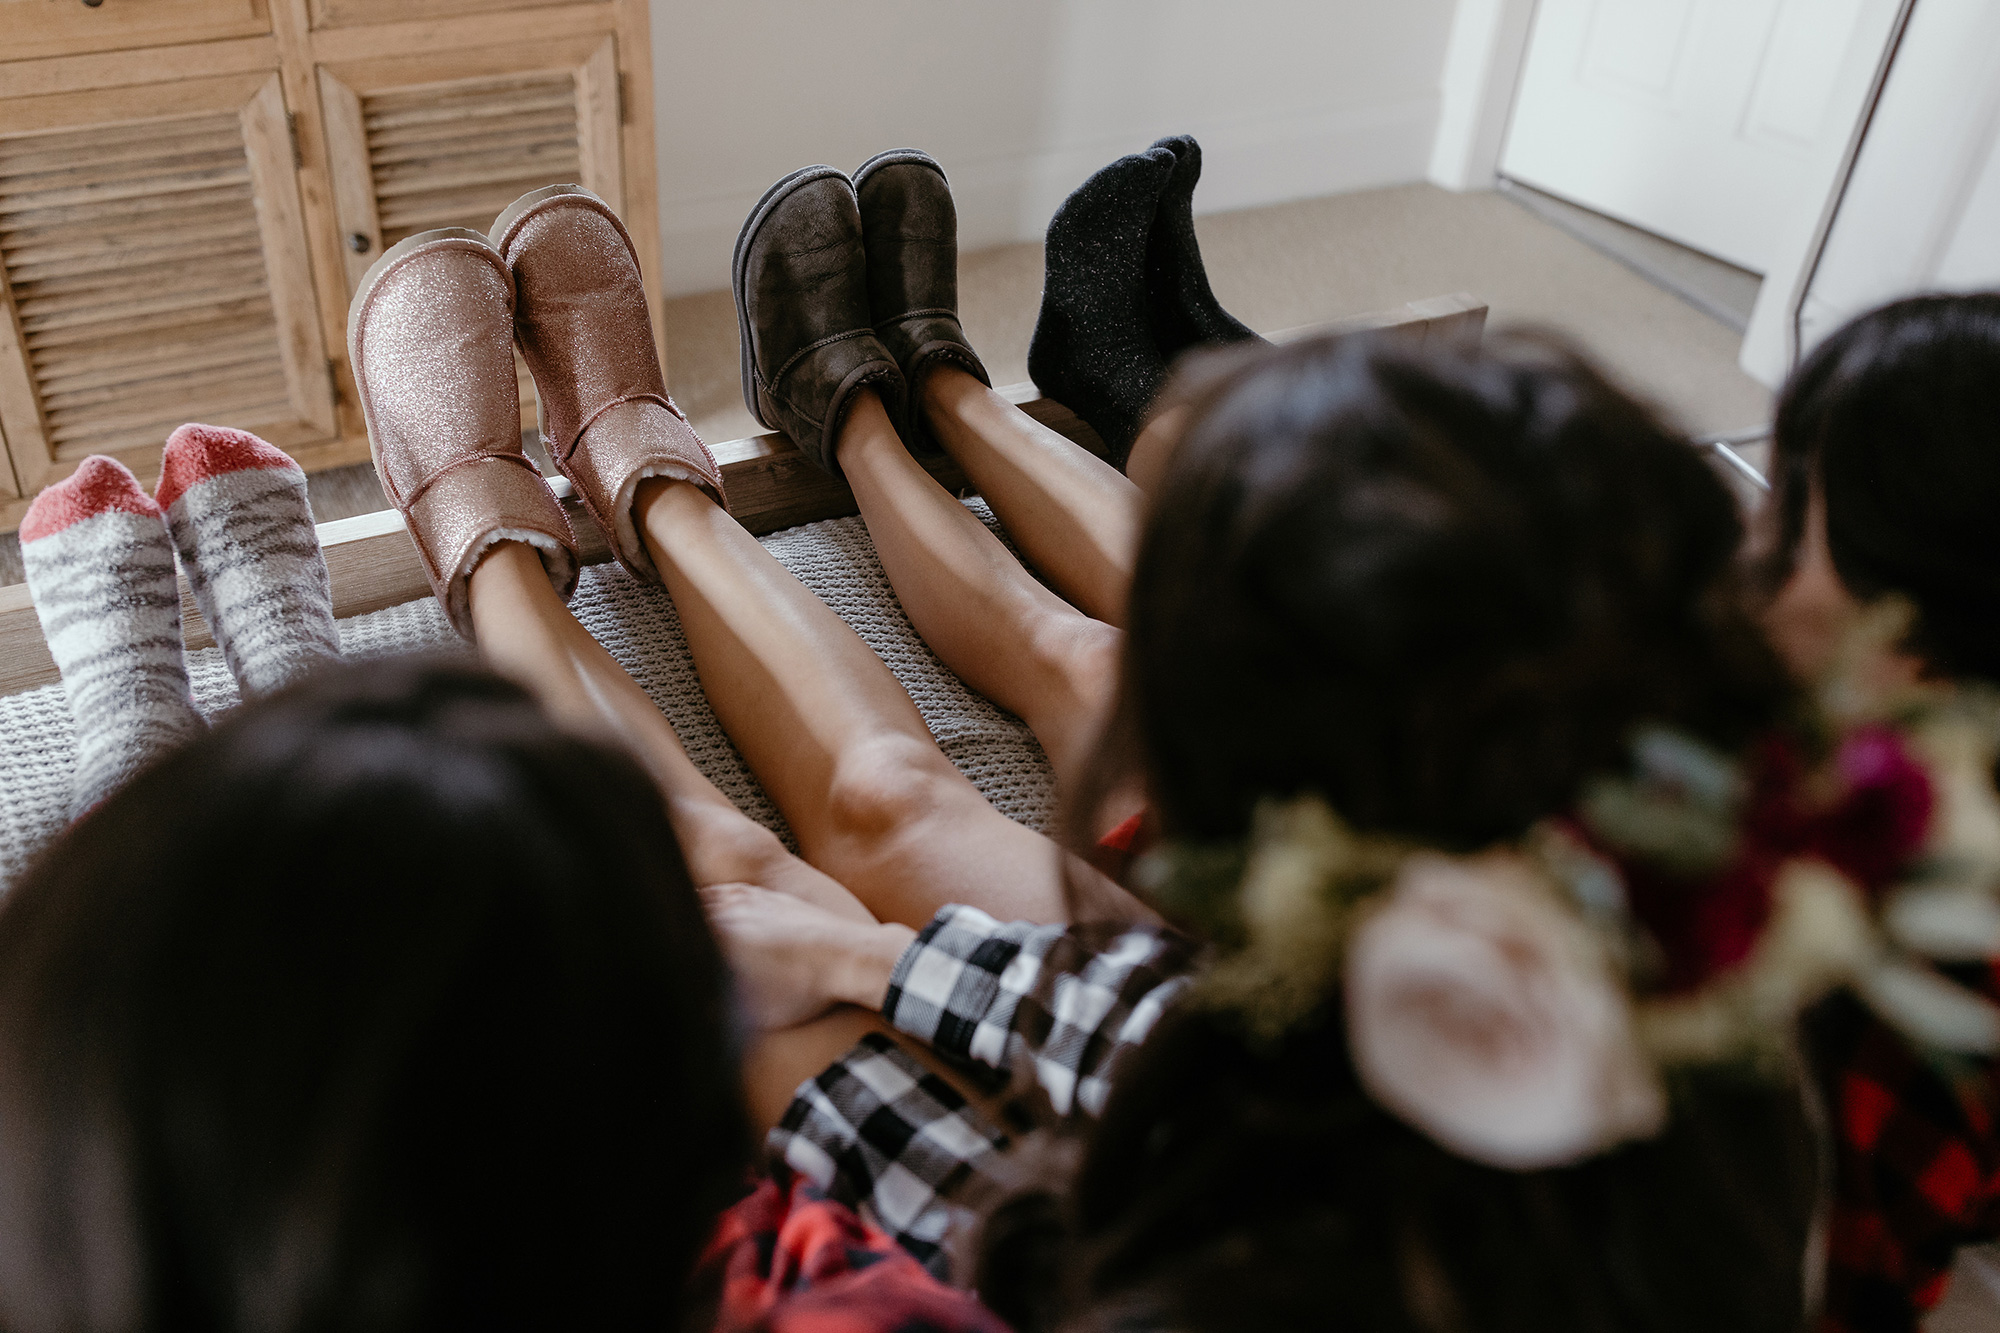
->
xmin=347 ymin=184 xmax=722 ymax=638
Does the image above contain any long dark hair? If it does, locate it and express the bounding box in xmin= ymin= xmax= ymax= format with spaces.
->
xmin=1764 ymin=291 xmax=2000 ymax=683
xmin=1010 ymin=334 xmax=1815 ymax=1331
xmin=1076 ymin=331 xmax=1787 ymax=851
xmin=0 ymin=659 xmax=750 ymax=1333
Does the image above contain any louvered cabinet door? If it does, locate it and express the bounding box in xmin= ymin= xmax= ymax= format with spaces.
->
xmin=317 ymin=36 xmax=628 ymax=419
xmin=0 ymin=70 xmax=337 ymax=501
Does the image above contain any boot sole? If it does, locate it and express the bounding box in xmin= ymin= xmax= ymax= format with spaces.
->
xmin=731 ymin=164 xmax=849 ymax=433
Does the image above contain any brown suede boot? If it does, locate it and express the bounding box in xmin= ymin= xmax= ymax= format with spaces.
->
xmin=852 ymin=149 xmax=990 ymax=454
xmin=347 ymin=228 xmax=577 ymax=638
xmin=733 ymin=166 xmax=905 ymax=476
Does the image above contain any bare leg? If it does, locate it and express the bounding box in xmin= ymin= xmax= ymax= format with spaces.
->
xmin=1124 ymin=404 xmax=1188 ymax=499
xmin=837 ymin=391 xmax=1123 ymax=802
xmin=635 ymin=477 xmax=1091 ymax=929
xmin=466 ymin=541 xmax=870 ymax=925
xmin=922 ymin=368 xmax=1142 ymax=627
xmin=466 ymin=548 xmax=1020 ymax=1128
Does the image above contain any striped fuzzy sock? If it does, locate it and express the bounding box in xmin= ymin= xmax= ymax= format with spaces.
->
xmin=21 ymin=457 xmax=207 ymax=816
xmin=156 ymin=424 xmax=339 ymax=698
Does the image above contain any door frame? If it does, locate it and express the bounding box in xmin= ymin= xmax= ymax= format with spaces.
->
xmin=1427 ymin=0 xmax=1540 ymax=193
xmin=1427 ymin=0 xmax=1922 ymax=390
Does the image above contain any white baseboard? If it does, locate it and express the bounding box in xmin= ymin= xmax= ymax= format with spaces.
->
xmin=652 ymin=98 xmax=1441 ymax=297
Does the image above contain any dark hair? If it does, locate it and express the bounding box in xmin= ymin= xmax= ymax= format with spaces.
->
xmin=1766 ymin=291 xmax=2000 ymax=683
xmin=0 ymin=659 xmax=750 ymax=1333
xmin=1083 ymin=331 xmax=1786 ymax=850
xmin=1010 ymin=335 xmax=1816 ymax=1332
xmin=994 ymin=1004 xmax=1818 ymax=1333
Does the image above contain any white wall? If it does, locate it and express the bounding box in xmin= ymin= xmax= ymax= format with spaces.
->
xmin=648 ymin=0 xmax=1457 ymax=295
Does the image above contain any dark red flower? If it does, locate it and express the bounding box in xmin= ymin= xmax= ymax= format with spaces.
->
xmin=1809 ymin=727 xmax=1936 ymax=896
xmin=1576 ymin=726 xmax=1935 ymax=995
xmin=1586 ymin=735 xmax=1802 ymax=994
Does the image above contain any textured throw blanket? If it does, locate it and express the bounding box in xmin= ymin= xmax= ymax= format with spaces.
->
xmin=0 ymin=503 xmax=1059 ymax=889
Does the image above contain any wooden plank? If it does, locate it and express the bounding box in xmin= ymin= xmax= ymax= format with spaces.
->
xmin=0 ymin=300 xmax=1487 ymax=693
xmin=365 ymin=114 xmax=579 ymax=164
xmin=15 ymin=254 xmax=270 ymax=310
xmin=0 ymin=35 xmax=277 ymax=94
xmin=312 ymin=30 xmax=612 ymax=92
xmin=0 ymin=74 xmax=273 ymax=138
xmin=611 ymin=0 xmax=665 ymax=376
xmin=1270 ymin=292 xmax=1489 ymax=347
xmin=574 ymin=35 xmax=623 ymax=215
xmin=0 ymin=396 xmax=15 ymax=500
xmin=0 ymin=583 xmax=54 ymax=696
xmin=0 ymin=127 xmax=247 ymax=180
xmin=307 ymin=5 xmax=617 ymax=65
xmin=35 ymin=334 xmax=277 ymax=396
xmin=0 ymin=231 xmax=54 ymax=493
xmin=280 ymin=432 xmax=373 ymax=474
xmin=239 ymin=73 xmax=339 ymax=437
xmin=311 ymin=0 xmax=589 ymax=32
xmin=271 ymin=0 xmax=369 ymax=454
xmin=1 ymin=214 xmax=262 ymax=269
xmin=314 ymin=68 xmax=381 ymax=293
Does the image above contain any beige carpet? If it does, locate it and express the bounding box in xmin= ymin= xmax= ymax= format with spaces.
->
xmin=0 ymin=183 xmax=1772 ymax=585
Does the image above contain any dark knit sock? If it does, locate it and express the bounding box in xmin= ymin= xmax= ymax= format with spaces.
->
xmin=1028 ymin=146 xmax=1177 ymax=466
xmin=1146 ymin=135 xmax=1262 ymax=357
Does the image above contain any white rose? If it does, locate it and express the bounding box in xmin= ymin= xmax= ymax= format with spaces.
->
xmin=1345 ymin=852 xmax=1666 ymax=1170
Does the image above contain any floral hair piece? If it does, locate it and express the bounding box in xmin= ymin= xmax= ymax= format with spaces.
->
xmin=1132 ymin=604 xmax=2000 ymax=1171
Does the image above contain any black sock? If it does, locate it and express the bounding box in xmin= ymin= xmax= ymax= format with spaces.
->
xmin=1145 ymin=135 xmax=1261 ymax=357
xmin=1028 ymin=146 xmax=1177 ymax=466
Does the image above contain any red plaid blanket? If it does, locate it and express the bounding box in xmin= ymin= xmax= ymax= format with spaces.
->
xmin=693 ymin=1169 xmax=1008 ymax=1333
xmin=1810 ymin=971 xmax=2000 ymax=1332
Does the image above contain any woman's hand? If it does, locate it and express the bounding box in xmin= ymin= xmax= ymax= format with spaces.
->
xmin=701 ymin=883 xmax=916 ymax=1031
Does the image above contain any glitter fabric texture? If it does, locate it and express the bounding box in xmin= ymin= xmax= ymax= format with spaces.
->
xmin=346 ymin=233 xmax=577 ymax=636
xmin=496 ymin=188 xmax=722 ymax=580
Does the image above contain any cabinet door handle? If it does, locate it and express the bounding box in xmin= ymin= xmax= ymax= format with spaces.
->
xmin=348 ymin=233 xmax=372 ymax=254
xmin=81 ymin=0 xmax=105 ymax=8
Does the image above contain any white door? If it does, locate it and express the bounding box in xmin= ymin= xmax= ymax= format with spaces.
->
xmin=1499 ymin=0 xmax=1888 ymax=273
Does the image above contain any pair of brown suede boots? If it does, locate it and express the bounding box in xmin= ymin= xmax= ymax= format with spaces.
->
xmin=733 ymin=149 xmax=990 ymax=475
xmin=351 ymin=151 xmax=986 ymax=637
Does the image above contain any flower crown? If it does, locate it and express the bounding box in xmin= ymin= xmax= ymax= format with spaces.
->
xmin=1133 ymin=605 xmax=2000 ymax=1170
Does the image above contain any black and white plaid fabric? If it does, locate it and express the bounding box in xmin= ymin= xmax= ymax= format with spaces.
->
xmin=767 ymin=1031 xmax=1008 ymax=1276
xmin=767 ymin=906 xmax=1202 ymax=1276
xmin=883 ymin=904 xmax=1201 ymax=1116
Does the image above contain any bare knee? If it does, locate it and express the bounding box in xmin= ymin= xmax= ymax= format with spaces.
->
xmin=670 ymin=796 xmax=793 ymax=888
xmin=821 ymin=734 xmax=966 ymax=852
xmin=1025 ymin=615 xmax=1122 ymax=724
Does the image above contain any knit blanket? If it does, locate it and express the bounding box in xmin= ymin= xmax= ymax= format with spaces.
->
xmin=0 ymin=503 xmax=1058 ymax=890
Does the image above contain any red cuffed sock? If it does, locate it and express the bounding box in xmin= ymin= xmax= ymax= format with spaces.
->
xmin=157 ymin=424 xmax=338 ymax=698
xmin=21 ymin=456 xmax=204 ymax=815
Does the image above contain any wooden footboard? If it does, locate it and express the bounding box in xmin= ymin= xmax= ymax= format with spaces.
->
xmin=0 ymin=295 xmax=1485 ymax=696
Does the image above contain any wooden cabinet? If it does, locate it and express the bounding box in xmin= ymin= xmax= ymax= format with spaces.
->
xmin=0 ymin=0 xmax=661 ymax=531
xmin=0 ymin=70 xmax=334 ymax=497
xmin=317 ymin=32 xmax=631 ymax=417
